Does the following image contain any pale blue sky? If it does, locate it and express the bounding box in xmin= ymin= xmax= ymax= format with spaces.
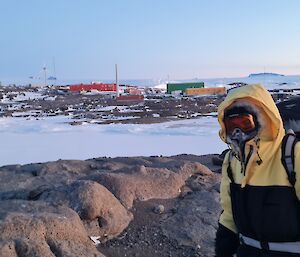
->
xmin=0 ymin=0 xmax=300 ymax=80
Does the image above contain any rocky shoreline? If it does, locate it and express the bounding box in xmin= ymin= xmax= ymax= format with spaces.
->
xmin=0 ymin=154 xmax=222 ymax=257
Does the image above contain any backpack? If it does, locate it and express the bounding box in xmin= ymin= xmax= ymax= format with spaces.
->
xmin=277 ymin=96 xmax=300 ymax=140
xmin=282 ymin=130 xmax=298 ymax=186
xmin=277 ymin=96 xmax=300 ymax=186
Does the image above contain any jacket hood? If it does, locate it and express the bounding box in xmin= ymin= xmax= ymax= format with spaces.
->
xmin=218 ymin=84 xmax=285 ymax=144
xmin=218 ymin=84 xmax=286 ymax=187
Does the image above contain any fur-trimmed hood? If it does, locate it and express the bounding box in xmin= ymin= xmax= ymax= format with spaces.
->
xmin=218 ymin=84 xmax=285 ymax=144
xmin=218 ymin=84 xmax=286 ymax=187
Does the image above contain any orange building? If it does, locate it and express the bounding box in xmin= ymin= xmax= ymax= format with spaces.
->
xmin=185 ymin=87 xmax=226 ymax=96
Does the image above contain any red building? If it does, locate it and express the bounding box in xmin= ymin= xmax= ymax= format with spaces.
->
xmin=69 ymin=83 xmax=117 ymax=92
xmin=116 ymin=95 xmax=144 ymax=102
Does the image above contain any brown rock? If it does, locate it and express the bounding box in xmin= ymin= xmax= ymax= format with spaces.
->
xmin=47 ymin=239 xmax=105 ymax=257
xmin=38 ymin=180 xmax=133 ymax=240
xmin=87 ymin=166 xmax=185 ymax=209
xmin=0 ymin=200 xmax=105 ymax=257
xmin=178 ymin=162 xmax=213 ymax=179
xmin=14 ymin=239 xmax=56 ymax=257
xmin=0 ymin=241 xmax=18 ymax=257
xmin=69 ymin=181 xmax=133 ymax=239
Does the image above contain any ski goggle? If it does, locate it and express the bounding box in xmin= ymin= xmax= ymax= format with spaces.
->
xmin=224 ymin=113 xmax=256 ymax=135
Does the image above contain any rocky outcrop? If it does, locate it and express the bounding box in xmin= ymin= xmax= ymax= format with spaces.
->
xmin=0 ymin=154 xmax=222 ymax=257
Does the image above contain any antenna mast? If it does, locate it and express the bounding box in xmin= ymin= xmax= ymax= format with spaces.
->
xmin=43 ymin=66 xmax=47 ymax=87
xmin=115 ymin=64 xmax=119 ymax=97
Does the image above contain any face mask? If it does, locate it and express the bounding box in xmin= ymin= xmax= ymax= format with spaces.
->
xmin=226 ymin=131 xmax=241 ymax=160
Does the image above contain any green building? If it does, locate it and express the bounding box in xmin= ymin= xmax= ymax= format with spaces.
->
xmin=167 ymin=82 xmax=204 ymax=94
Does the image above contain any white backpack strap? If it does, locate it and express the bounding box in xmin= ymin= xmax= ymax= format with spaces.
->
xmin=281 ymin=129 xmax=298 ymax=186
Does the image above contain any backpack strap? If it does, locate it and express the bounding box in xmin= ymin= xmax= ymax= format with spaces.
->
xmin=226 ymin=151 xmax=235 ymax=183
xmin=281 ymin=129 xmax=298 ymax=186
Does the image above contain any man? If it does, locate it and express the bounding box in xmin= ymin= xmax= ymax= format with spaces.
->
xmin=215 ymin=84 xmax=300 ymax=257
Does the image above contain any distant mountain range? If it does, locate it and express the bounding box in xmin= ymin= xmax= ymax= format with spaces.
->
xmin=248 ymin=72 xmax=285 ymax=77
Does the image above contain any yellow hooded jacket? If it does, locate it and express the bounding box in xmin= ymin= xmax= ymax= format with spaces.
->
xmin=218 ymin=84 xmax=300 ymax=235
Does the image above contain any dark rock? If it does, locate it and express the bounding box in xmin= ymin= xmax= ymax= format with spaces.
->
xmin=162 ymin=190 xmax=221 ymax=257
